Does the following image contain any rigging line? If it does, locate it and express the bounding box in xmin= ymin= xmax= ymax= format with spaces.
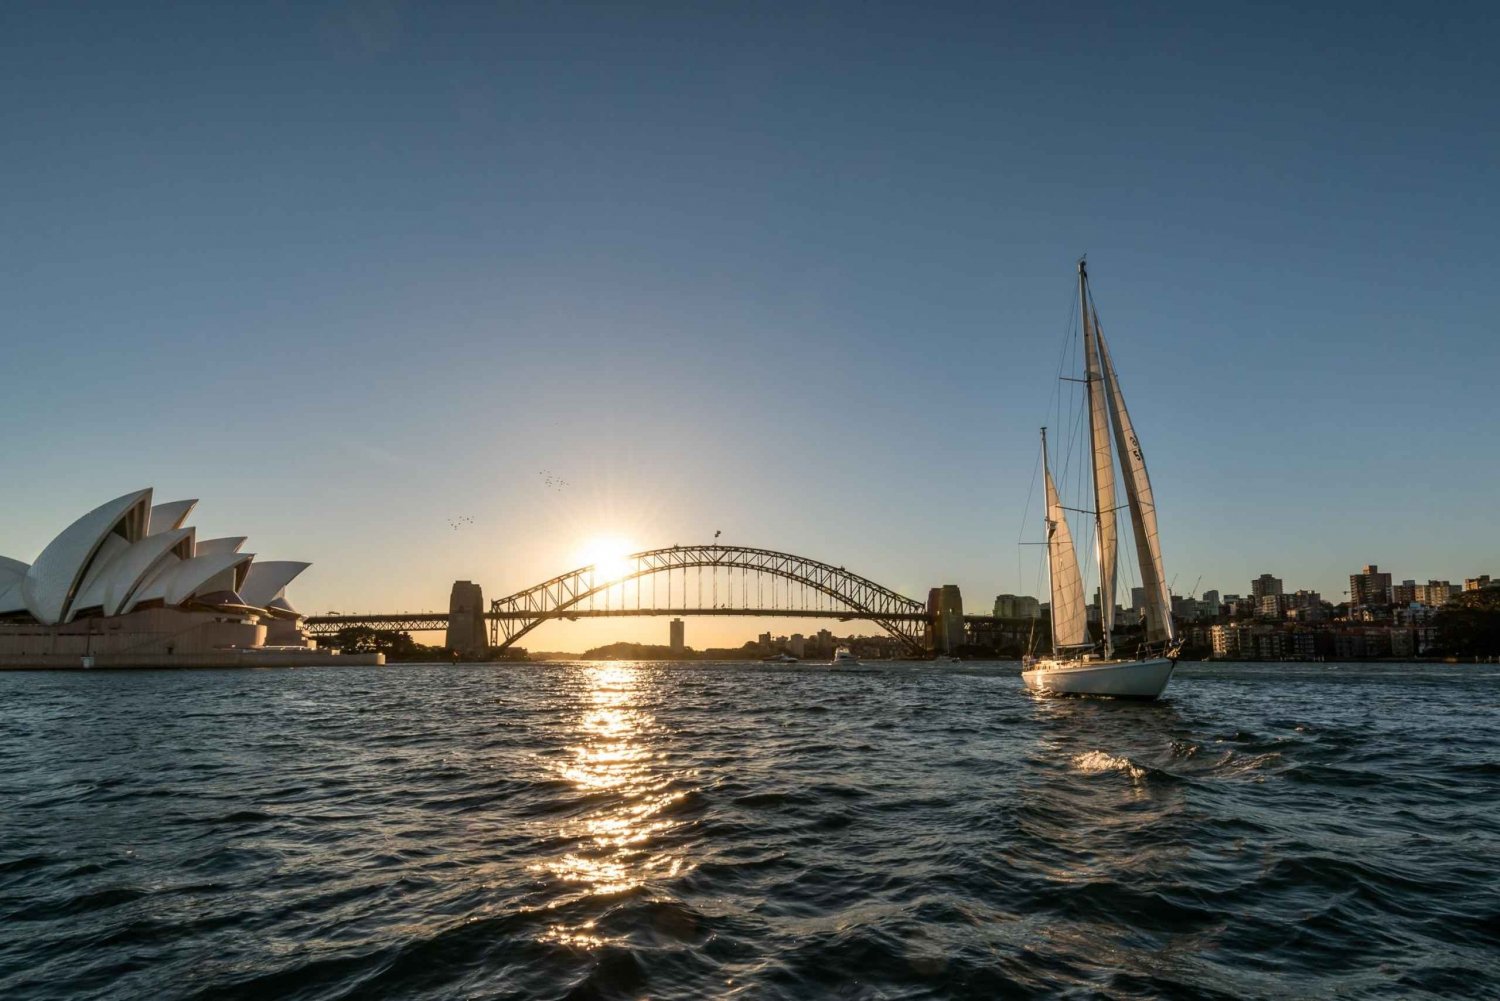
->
xmin=1046 ymin=275 xmax=1080 ymax=500
xmin=1016 ymin=442 xmax=1042 ymax=614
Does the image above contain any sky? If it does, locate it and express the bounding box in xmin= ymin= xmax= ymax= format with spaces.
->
xmin=3 ymin=1 xmax=1497 ymax=650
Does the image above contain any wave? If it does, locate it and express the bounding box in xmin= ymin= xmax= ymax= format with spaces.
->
xmin=1071 ymin=750 xmax=1147 ymax=782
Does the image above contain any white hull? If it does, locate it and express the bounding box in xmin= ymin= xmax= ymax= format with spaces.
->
xmin=1021 ymin=656 xmax=1174 ymax=699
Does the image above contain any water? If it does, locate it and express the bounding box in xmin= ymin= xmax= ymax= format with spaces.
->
xmin=1 ymin=661 xmax=1496 ymax=1000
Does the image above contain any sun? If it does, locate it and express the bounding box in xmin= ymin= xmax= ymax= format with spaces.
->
xmin=575 ymin=535 xmax=638 ymax=585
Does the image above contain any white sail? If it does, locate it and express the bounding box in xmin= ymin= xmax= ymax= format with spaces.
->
xmin=1045 ymin=461 xmax=1088 ymax=649
xmin=1096 ymin=317 xmax=1176 ymax=645
xmin=1081 ymin=273 xmax=1117 ymax=654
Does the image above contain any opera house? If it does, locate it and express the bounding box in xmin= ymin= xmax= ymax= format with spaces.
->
xmin=0 ymin=489 xmax=380 ymax=668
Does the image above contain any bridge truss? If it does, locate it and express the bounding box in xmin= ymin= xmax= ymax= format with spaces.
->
xmin=487 ymin=544 xmax=930 ymax=653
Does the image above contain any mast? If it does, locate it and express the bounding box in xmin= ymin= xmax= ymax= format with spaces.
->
xmin=1079 ymin=260 xmax=1117 ymax=658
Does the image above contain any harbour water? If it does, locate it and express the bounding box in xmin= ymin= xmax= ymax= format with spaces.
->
xmin=1 ymin=661 xmax=1496 ymax=999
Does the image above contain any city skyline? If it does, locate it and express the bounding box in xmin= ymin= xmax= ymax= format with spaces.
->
xmin=4 ymin=3 xmax=1498 ymax=650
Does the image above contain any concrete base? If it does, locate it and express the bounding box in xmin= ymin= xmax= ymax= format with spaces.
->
xmin=0 ymin=606 xmax=379 ymax=670
xmin=0 ymin=650 xmax=384 ymax=670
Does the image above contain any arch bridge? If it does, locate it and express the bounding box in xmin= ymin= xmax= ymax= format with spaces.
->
xmin=484 ymin=544 xmax=932 ymax=653
xmin=302 ymin=545 xmax=986 ymax=654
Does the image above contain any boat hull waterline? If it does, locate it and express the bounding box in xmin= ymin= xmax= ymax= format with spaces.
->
xmin=1021 ymin=657 xmax=1175 ymax=699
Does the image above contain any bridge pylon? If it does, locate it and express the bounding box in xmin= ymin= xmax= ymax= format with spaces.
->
xmin=446 ymin=580 xmax=488 ymax=655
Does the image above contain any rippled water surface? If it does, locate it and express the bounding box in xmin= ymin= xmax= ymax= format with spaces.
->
xmin=2 ymin=661 xmax=1497 ymax=1000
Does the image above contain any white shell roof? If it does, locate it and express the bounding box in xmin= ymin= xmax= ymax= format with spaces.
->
xmin=148 ymin=499 xmax=197 ymax=536
xmin=189 ymin=559 xmax=253 ymax=598
xmin=0 ymin=557 xmax=29 ymax=613
xmin=0 ymin=580 xmax=26 ymax=615
xmin=241 ymin=561 xmax=311 ymax=608
xmin=5 ymin=491 xmax=310 ymax=623
xmin=21 ymin=489 xmax=152 ymax=625
xmin=69 ymin=528 xmax=196 ymax=620
xmin=128 ymin=552 xmax=255 ymax=609
xmin=65 ymin=534 xmax=133 ymax=617
xmin=0 ymin=556 xmax=28 ymax=587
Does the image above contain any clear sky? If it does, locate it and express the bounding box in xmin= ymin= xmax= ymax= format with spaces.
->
xmin=3 ymin=2 xmax=1496 ymax=650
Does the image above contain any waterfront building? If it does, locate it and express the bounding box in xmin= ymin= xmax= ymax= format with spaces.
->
xmin=1251 ymin=574 xmax=1284 ymax=599
xmin=0 ymin=488 xmax=357 ymax=668
xmin=1288 ymin=629 xmax=1318 ymax=659
xmin=1350 ymin=565 xmax=1393 ymax=608
xmin=669 ymin=618 xmax=685 ymax=654
xmin=1210 ymin=624 xmax=1238 ymax=657
xmin=1394 ymin=604 xmax=1439 ymax=626
xmin=1334 ymin=628 xmax=1392 ymax=659
xmin=992 ymin=594 xmax=1040 ymax=619
xmin=788 ymin=633 xmax=806 ymax=657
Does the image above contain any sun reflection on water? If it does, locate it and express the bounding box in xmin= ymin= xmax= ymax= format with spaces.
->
xmin=537 ymin=662 xmax=691 ymax=946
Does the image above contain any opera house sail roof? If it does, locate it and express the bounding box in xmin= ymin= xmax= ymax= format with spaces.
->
xmin=0 ymin=489 xmax=309 ymax=626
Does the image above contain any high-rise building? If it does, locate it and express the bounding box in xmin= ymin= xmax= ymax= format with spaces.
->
xmin=1393 ymin=580 xmax=1418 ymax=605
xmin=788 ymin=633 xmax=806 ymax=657
xmin=1256 ymin=594 xmax=1286 ymax=619
xmin=1131 ymin=586 xmax=1147 ymax=612
xmin=1286 ymin=589 xmax=1322 ymax=609
xmin=1465 ymin=575 xmax=1492 ymax=591
xmin=669 ymin=618 xmax=685 ymax=654
xmin=1350 ymin=565 xmax=1393 ymax=607
xmin=1251 ymin=574 xmax=1284 ymax=599
xmin=1201 ymin=590 xmax=1220 ymax=612
xmin=1415 ymin=581 xmax=1453 ymax=606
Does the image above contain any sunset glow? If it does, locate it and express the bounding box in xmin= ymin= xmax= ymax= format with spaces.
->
xmin=575 ymin=535 xmax=638 ymax=586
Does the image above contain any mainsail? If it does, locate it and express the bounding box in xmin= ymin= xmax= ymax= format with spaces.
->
xmin=1044 ymin=448 xmax=1088 ymax=649
xmin=1081 ymin=267 xmax=1117 ymax=654
xmin=1096 ymin=316 xmax=1176 ymax=645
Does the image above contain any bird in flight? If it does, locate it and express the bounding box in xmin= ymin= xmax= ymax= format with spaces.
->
xmin=714 ymin=529 xmax=722 ymax=539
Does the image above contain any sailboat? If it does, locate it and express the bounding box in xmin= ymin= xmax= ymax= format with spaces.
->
xmin=1021 ymin=260 xmax=1181 ymax=699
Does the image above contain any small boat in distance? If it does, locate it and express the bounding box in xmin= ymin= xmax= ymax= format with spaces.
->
xmin=831 ymin=647 xmax=860 ymax=667
xmin=761 ymin=653 xmax=799 ymax=663
xmin=1021 ymin=260 xmax=1181 ymax=700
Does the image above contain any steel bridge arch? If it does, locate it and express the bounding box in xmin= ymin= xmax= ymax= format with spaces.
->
xmin=489 ymin=544 xmax=929 ymax=652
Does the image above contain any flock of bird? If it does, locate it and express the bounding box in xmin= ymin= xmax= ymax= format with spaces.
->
xmin=443 ymin=473 xmax=727 ymax=544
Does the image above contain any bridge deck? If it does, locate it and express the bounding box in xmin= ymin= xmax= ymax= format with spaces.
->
xmin=304 ymin=607 xmax=931 ymax=635
xmin=302 ymin=610 xmax=1028 ymax=636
